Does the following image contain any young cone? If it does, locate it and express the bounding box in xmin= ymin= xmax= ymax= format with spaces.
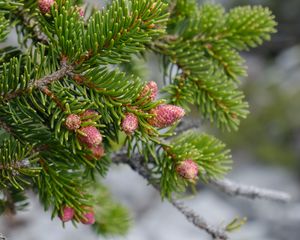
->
xmin=140 ymin=81 xmax=158 ymax=101
xmin=78 ymin=126 xmax=102 ymax=146
xmin=80 ymin=207 xmax=96 ymax=225
xmin=38 ymin=0 xmax=55 ymax=14
xmin=148 ymin=104 xmax=185 ymax=128
xmin=121 ymin=113 xmax=139 ymax=135
xmin=87 ymin=145 xmax=105 ymax=160
xmin=77 ymin=7 xmax=84 ymax=17
xmin=176 ymin=159 xmax=199 ymax=181
xmin=59 ymin=206 xmax=75 ymax=222
xmin=65 ymin=114 xmax=81 ymax=130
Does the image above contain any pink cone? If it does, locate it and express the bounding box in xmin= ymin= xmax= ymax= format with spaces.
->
xmin=59 ymin=206 xmax=74 ymax=222
xmin=140 ymin=81 xmax=158 ymax=101
xmin=78 ymin=7 xmax=84 ymax=17
xmin=148 ymin=104 xmax=185 ymax=128
xmin=121 ymin=113 xmax=139 ymax=135
xmin=176 ymin=159 xmax=199 ymax=180
xmin=87 ymin=145 xmax=105 ymax=160
xmin=65 ymin=114 xmax=81 ymax=130
xmin=78 ymin=126 xmax=102 ymax=146
xmin=38 ymin=0 xmax=55 ymax=14
xmin=80 ymin=208 xmax=96 ymax=225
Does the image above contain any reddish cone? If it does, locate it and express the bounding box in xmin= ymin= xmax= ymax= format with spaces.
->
xmin=65 ymin=114 xmax=81 ymax=130
xmin=78 ymin=126 xmax=102 ymax=146
xmin=148 ymin=104 xmax=185 ymax=128
xmin=78 ymin=7 xmax=84 ymax=17
xmin=80 ymin=207 xmax=95 ymax=225
xmin=140 ymin=81 xmax=158 ymax=101
xmin=176 ymin=159 xmax=199 ymax=181
xmin=121 ymin=113 xmax=138 ymax=135
xmin=38 ymin=0 xmax=55 ymax=14
xmin=87 ymin=145 xmax=105 ymax=160
xmin=59 ymin=206 xmax=74 ymax=222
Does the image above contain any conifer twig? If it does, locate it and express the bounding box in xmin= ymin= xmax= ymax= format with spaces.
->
xmin=18 ymin=8 xmax=49 ymax=44
xmin=209 ymin=178 xmax=291 ymax=203
xmin=170 ymin=199 xmax=228 ymax=240
xmin=112 ymin=151 xmax=292 ymax=238
xmin=33 ymin=64 xmax=73 ymax=89
xmin=113 ymin=152 xmax=229 ymax=240
xmin=4 ymin=63 xmax=73 ymax=101
xmin=0 ymin=158 xmax=30 ymax=171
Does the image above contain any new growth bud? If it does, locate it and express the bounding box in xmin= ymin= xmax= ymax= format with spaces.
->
xmin=87 ymin=145 xmax=105 ymax=160
xmin=140 ymin=81 xmax=158 ymax=101
xmin=38 ymin=0 xmax=55 ymax=14
xmin=80 ymin=207 xmax=96 ymax=225
xmin=59 ymin=206 xmax=75 ymax=222
xmin=78 ymin=126 xmax=102 ymax=146
xmin=148 ymin=104 xmax=185 ymax=128
xmin=65 ymin=114 xmax=81 ymax=130
xmin=176 ymin=159 xmax=199 ymax=181
xmin=76 ymin=6 xmax=84 ymax=17
xmin=121 ymin=113 xmax=139 ymax=135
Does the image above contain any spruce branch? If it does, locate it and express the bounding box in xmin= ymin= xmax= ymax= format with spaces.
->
xmin=0 ymin=0 xmax=282 ymax=237
xmin=210 ymin=178 xmax=291 ymax=203
xmin=112 ymin=150 xmax=291 ymax=238
xmin=171 ymin=119 xmax=291 ymax=204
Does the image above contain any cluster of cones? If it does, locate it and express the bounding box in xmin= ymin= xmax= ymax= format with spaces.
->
xmin=59 ymin=206 xmax=95 ymax=225
xmin=121 ymin=81 xmax=185 ymax=135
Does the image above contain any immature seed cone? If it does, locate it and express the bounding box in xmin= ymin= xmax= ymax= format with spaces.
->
xmin=78 ymin=126 xmax=102 ymax=146
xmin=65 ymin=114 xmax=81 ymax=130
xmin=139 ymin=81 xmax=158 ymax=101
xmin=59 ymin=206 xmax=74 ymax=222
xmin=80 ymin=207 xmax=96 ymax=225
xmin=38 ymin=0 xmax=55 ymax=14
xmin=176 ymin=159 xmax=199 ymax=181
xmin=121 ymin=113 xmax=139 ymax=135
xmin=78 ymin=7 xmax=84 ymax=17
xmin=148 ymin=104 xmax=185 ymax=128
xmin=87 ymin=145 xmax=105 ymax=160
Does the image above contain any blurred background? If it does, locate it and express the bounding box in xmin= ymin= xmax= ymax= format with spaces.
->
xmin=0 ymin=0 xmax=300 ymax=239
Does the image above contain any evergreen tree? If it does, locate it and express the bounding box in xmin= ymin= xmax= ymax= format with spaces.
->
xmin=0 ymin=0 xmax=285 ymax=239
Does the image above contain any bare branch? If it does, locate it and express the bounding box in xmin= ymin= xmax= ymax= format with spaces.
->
xmin=34 ymin=64 xmax=73 ymax=89
xmin=170 ymin=198 xmax=228 ymax=240
xmin=3 ymin=63 xmax=73 ymax=101
xmin=210 ymin=178 xmax=291 ymax=203
xmin=113 ymin=152 xmax=229 ymax=240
